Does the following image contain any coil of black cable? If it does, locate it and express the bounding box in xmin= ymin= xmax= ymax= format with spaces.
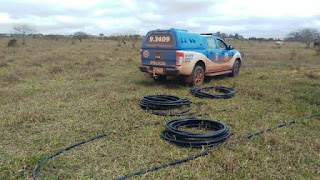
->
xmin=161 ymin=117 xmax=230 ymax=148
xmin=190 ymin=86 xmax=235 ymax=99
xmin=139 ymin=95 xmax=191 ymax=116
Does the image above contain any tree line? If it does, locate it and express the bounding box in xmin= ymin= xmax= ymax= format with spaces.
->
xmin=5 ymin=24 xmax=143 ymax=48
xmin=6 ymin=24 xmax=320 ymax=49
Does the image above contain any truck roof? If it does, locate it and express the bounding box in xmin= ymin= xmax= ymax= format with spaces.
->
xmin=151 ymin=28 xmax=217 ymax=37
xmin=143 ymin=28 xmax=214 ymax=50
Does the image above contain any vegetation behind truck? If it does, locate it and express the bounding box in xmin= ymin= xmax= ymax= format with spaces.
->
xmin=139 ymin=28 xmax=243 ymax=86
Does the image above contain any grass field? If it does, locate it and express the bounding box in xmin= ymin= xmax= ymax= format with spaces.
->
xmin=0 ymin=37 xmax=319 ymax=179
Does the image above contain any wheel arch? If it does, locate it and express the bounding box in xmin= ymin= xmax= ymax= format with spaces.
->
xmin=236 ymin=58 xmax=241 ymax=65
xmin=195 ymin=60 xmax=206 ymax=72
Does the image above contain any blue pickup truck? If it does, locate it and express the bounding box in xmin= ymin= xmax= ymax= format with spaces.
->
xmin=139 ymin=28 xmax=243 ymax=86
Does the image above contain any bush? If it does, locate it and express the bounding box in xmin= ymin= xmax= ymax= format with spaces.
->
xmin=8 ymin=39 xmax=17 ymax=47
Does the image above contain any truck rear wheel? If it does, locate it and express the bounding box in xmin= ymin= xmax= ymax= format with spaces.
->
xmin=191 ymin=65 xmax=204 ymax=86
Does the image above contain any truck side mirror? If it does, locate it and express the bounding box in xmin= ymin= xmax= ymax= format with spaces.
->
xmin=228 ymin=45 xmax=234 ymax=50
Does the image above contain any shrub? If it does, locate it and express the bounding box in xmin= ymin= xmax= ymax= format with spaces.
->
xmin=8 ymin=39 xmax=17 ymax=47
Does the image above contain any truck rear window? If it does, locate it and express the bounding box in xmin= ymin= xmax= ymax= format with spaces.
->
xmin=145 ymin=34 xmax=173 ymax=46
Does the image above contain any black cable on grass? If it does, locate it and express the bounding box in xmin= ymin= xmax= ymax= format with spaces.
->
xmin=114 ymin=150 xmax=210 ymax=180
xmin=33 ymin=114 xmax=320 ymax=180
xmin=33 ymin=132 xmax=112 ymax=180
xmin=190 ymin=86 xmax=235 ymax=99
xmin=139 ymin=95 xmax=190 ymax=110
xmin=139 ymin=95 xmax=192 ymax=116
xmin=161 ymin=117 xmax=230 ymax=148
xmin=32 ymin=122 xmax=160 ymax=180
xmin=114 ymin=113 xmax=319 ymax=180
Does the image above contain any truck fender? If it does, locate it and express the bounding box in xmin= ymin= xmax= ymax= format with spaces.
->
xmin=229 ymin=52 xmax=242 ymax=65
xmin=177 ymin=51 xmax=208 ymax=76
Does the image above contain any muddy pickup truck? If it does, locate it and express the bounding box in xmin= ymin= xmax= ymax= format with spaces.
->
xmin=139 ymin=28 xmax=242 ymax=86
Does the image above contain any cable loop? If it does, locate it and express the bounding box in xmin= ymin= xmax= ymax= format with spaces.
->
xmin=161 ymin=117 xmax=230 ymax=148
xmin=190 ymin=86 xmax=235 ymax=99
xmin=139 ymin=95 xmax=192 ymax=116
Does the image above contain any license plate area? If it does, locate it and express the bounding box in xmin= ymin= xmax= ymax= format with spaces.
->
xmin=153 ymin=67 xmax=163 ymax=74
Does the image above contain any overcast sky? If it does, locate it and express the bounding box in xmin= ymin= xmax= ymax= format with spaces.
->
xmin=0 ymin=0 xmax=319 ymax=38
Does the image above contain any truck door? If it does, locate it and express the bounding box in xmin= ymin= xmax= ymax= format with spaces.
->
xmin=205 ymin=37 xmax=220 ymax=72
xmin=216 ymin=38 xmax=232 ymax=70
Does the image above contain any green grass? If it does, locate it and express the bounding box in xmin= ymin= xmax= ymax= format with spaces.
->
xmin=0 ymin=37 xmax=319 ymax=179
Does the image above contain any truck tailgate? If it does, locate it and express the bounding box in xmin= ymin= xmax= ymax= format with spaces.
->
xmin=142 ymin=49 xmax=176 ymax=67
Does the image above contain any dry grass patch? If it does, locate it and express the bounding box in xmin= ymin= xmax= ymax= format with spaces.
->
xmin=0 ymin=37 xmax=319 ymax=179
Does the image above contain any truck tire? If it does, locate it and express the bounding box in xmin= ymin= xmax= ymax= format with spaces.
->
xmin=191 ymin=65 xmax=205 ymax=86
xmin=230 ymin=60 xmax=240 ymax=77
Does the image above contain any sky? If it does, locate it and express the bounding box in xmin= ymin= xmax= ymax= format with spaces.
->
xmin=0 ymin=0 xmax=319 ymax=38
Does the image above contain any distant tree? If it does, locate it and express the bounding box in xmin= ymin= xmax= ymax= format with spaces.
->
xmin=214 ymin=31 xmax=221 ymax=37
xmin=227 ymin=33 xmax=243 ymax=40
xmin=287 ymin=28 xmax=320 ymax=48
xmin=256 ymin=38 xmax=267 ymax=42
xmin=220 ymin=33 xmax=228 ymax=38
xmin=212 ymin=31 xmax=228 ymax=38
xmin=74 ymin=31 xmax=88 ymax=42
xmin=119 ymin=30 xmax=141 ymax=48
xmin=110 ymin=34 xmax=126 ymax=46
xmin=122 ymin=31 xmax=142 ymax=48
xmin=12 ymin=24 xmax=37 ymax=45
xmin=234 ymin=33 xmax=240 ymax=39
xmin=234 ymin=33 xmax=244 ymax=40
xmin=268 ymin=38 xmax=274 ymax=41
xmin=126 ymin=34 xmax=140 ymax=48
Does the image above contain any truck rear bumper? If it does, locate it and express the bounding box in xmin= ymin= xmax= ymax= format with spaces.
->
xmin=139 ymin=66 xmax=180 ymax=76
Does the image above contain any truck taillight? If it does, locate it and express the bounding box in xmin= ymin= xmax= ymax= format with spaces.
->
xmin=139 ymin=49 xmax=142 ymax=59
xmin=176 ymin=52 xmax=184 ymax=66
xmin=139 ymin=49 xmax=142 ymax=65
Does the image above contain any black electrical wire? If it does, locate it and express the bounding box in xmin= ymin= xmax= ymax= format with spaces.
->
xmin=114 ymin=150 xmax=210 ymax=180
xmin=33 ymin=132 xmax=112 ymax=180
xmin=161 ymin=117 xmax=230 ymax=148
xmin=32 ymin=122 xmax=160 ymax=180
xmin=190 ymin=86 xmax=235 ymax=99
xmin=33 ymin=113 xmax=320 ymax=180
xmin=139 ymin=95 xmax=191 ymax=116
xmin=115 ymin=113 xmax=319 ymax=180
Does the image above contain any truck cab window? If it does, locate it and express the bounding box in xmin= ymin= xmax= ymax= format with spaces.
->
xmin=217 ymin=39 xmax=227 ymax=50
xmin=206 ymin=38 xmax=217 ymax=49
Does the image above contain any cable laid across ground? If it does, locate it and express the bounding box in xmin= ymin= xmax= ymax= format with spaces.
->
xmin=161 ymin=117 xmax=230 ymax=148
xmin=115 ymin=113 xmax=320 ymax=180
xmin=33 ymin=114 xmax=320 ymax=180
xmin=190 ymin=86 xmax=235 ymax=99
xmin=33 ymin=132 xmax=112 ymax=180
xmin=32 ymin=122 xmax=160 ymax=180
